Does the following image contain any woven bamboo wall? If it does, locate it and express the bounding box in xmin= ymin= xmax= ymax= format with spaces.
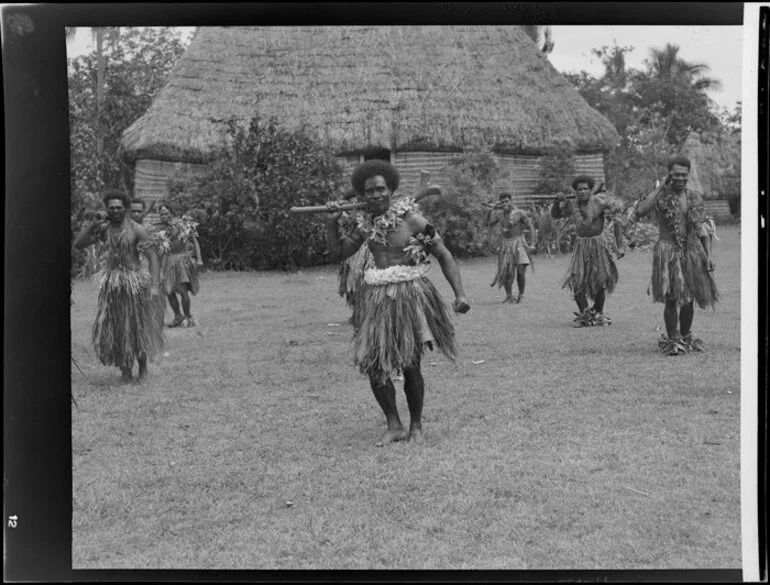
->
xmin=133 ymin=159 xmax=209 ymax=224
xmin=394 ymin=151 xmax=607 ymax=204
xmin=495 ymin=152 xmax=607 ymax=206
xmin=131 ymin=151 xmax=606 ymax=216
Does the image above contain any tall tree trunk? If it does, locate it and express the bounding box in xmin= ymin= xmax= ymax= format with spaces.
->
xmin=95 ymin=27 xmax=105 ymax=185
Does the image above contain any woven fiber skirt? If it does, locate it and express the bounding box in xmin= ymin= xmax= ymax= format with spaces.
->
xmin=353 ymin=266 xmax=456 ymax=384
xmin=162 ymin=251 xmax=199 ymax=296
xmin=92 ymin=266 xmax=165 ymax=369
xmin=490 ymin=236 xmax=532 ymax=288
xmin=561 ymin=234 xmax=619 ymax=298
xmin=650 ymin=233 xmax=718 ymax=309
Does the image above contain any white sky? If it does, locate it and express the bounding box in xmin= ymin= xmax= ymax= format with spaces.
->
xmin=549 ymin=25 xmax=744 ymax=112
xmin=66 ymin=25 xmax=744 ymax=112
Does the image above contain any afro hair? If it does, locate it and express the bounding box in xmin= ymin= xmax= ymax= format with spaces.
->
xmin=351 ymin=160 xmax=400 ymax=196
xmin=101 ymin=188 xmax=132 ymax=208
xmin=571 ymin=175 xmax=595 ymax=191
xmin=667 ymin=155 xmax=692 ymax=171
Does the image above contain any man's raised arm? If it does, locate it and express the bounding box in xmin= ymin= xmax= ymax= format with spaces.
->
xmin=632 ymin=184 xmax=663 ymax=221
xmin=73 ymin=220 xmax=104 ymax=250
xmin=550 ymin=195 xmax=571 ymax=219
xmin=483 ymin=207 xmax=501 ymax=228
xmin=324 ymin=208 xmax=365 ymax=262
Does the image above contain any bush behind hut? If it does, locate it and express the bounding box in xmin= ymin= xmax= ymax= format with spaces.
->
xmin=168 ymin=116 xmax=345 ymax=270
xmin=419 ymin=148 xmax=502 ymax=258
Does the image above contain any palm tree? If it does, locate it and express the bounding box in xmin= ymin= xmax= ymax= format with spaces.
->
xmin=66 ymin=27 xmax=121 ymax=184
xmin=637 ymin=43 xmax=722 ymax=146
xmin=92 ymin=29 xmax=121 ymax=165
xmin=598 ymin=44 xmax=632 ymax=90
xmin=646 ymin=43 xmax=722 ymax=92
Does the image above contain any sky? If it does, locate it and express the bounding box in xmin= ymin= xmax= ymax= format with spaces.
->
xmin=66 ymin=24 xmax=744 ymax=112
xmin=549 ymin=25 xmax=744 ymax=113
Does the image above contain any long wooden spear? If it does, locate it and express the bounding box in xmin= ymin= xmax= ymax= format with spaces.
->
xmin=289 ymin=170 xmax=441 ymax=214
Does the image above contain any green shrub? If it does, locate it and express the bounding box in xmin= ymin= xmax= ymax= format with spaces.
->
xmin=419 ymin=148 xmax=500 ymax=258
xmin=534 ymin=143 xmax=577 ymax=196
xmin=168 ymin=116 xmax=344 ymax=270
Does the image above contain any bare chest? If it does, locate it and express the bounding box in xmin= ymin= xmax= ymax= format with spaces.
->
xmin=368 ymin=221 xmax=412 ymax=250
xmin=105 ymin=226 xmax=140 ymax=263
xmin=573 ymin=200 xmax=600 ymax=221
xmin=501 ymin=211 xmax=525 ymax=232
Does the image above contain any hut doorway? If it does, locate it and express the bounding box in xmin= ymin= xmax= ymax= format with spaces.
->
xmin=362 ymin=146 xmax=392 ymax=162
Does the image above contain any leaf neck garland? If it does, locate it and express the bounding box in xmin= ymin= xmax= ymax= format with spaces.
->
xmin=161 ymin=215 xmax=199 ymax=245
xmin=656 ymin=187 xmax=687 ymax=249
xmin=355 ymin=197 xmax=434 ymax=265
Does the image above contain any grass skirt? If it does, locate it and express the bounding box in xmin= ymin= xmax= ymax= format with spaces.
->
xmin=162 ymin=251 xmax=199 ymax=296
xmin=561 ymin=234 xmax=618 ymax=298
xmin=490 ymin=236 xmax=532 ymax=288
xmin=353 ymin=274 xmax=456 ymax=384
xmin=92 ymin=266 xmax=165 ymax=369
xmin=650 ymin=234 xmax=719 ymax=309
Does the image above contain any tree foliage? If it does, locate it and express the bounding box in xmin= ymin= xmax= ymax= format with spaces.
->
xmin=563 ymin=41 xmax=737 ymax=204
xmin=168 ymin=116 xmax=345 ymax=270
xmin=69 ymin=27 xmax=187 ymax=274
xmin=534 ymin=142 xmax=576 ymax=195
xmin=419 ymin=147 xmax=502 ymax=258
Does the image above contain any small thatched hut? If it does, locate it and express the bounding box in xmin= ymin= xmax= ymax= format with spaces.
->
xmin=681 ymin=130 xmax=741 ymax=220
xmin=120 ymin=26 xmax=619 ymax=213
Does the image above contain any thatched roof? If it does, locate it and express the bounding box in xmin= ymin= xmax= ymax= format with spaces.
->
xmin=681 ymin=131 xmax=741 ymax=199
xmin=120 ymin=26 xmax=620 ymax=164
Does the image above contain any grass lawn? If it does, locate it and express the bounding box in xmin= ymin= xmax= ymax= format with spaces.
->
xmin=71 ymin=225 xmax=742 ymax=570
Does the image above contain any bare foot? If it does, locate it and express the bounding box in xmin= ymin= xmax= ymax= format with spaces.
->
xmin=503 ymin=296 xmax=514 ymax=304
xmin=120 ymin=370 xmax=133 ymax=384
xmin=137 ymin=368 xmax=148 ymax=382
xmin=375 ymin=428 xmax=409 ymax=447
xmin=408 ymin=427 xmax=425 ymax=445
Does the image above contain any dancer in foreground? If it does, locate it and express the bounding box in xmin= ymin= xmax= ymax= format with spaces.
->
xmin=628 ymin=156 xmax=718 ymax=355
xmin=324 ymin=160 xmax=471 ymax=446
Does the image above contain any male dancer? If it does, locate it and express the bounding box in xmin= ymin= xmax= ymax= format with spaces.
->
xmin=483 ymin=192 xmax=537 ymax=303
xmin=324 ymin=160 xmax=470 ymax=446
xmin=551 ymin=175 xmax=626 ymax=326
xmin=628 ymin=156 xmax=718 ymax=355
xmin=73 ymin=189 xmax=165 ymax=382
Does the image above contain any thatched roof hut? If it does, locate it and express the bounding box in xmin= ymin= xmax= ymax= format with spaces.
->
xmin=681 ymin=131 xmax=741 ymax=199
xmin=121 ymin=26 xmax=620 ymax=206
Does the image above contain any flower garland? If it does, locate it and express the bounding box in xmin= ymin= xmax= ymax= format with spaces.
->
xmin=353 ymin=197 xmax=434 ymax=264
xmin=355 ymin=197 xmax=417 ymax=245
xmin=155 ymin=215 xmax=199 ymax=252
xmin=363 ymin=263 xmax=431 ymax=285
xmin=173 ymin=215 xmax=200 ymax=243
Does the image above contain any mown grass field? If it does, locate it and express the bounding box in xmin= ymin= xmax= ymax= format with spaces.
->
xmin=71 ymin=225 xmax=742 ymax=570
